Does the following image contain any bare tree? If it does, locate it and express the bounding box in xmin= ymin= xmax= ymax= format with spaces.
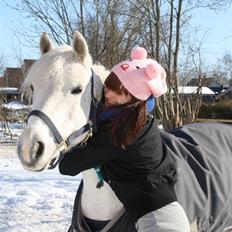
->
xmin=126 ymin=0 xmax=227 ymax=129
xmin=7 ymin=0 xmax=144 ymax=69
xmin=202 ymin=0 xmax=232 ymax=9
xmin=127 ymin=0 xmax=194 ymax=129
xmin=0 ymin=56 xmax=12 ymax=138
xmin=0 ymin=101 xmax=13 ymax=138
xmin=84 ymin=0 xmax=144 ymax=68
xmin=5 ymin=0 xmax=231 ymax=130
xmin=0 ymin=55 xmax=4 ymax=75
xmin=221 ymin=53 xmax=232 ymax=81
xmin=5 ymin=0 xmax=78 ymax=45
xmin=210 ymin=52 xmax=232 ymax=86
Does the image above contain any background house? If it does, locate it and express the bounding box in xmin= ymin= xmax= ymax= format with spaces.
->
xmin=214 ymin=85 xmax=232 ymax=101
xmin=186 ymin=77 xmax=232 ymax=103
xmin=0 ymin=87 xmax=19 ymax=102
xmin=0 ymin=59 xmax=35 ymax=103
xmin=21 ymin=59 xmax=36 ymax=76
xmin=177 ymin=86 xmax=216 ymax=103
xmin=187 ymin=77 xmax=226 ymax=95
xmin=3 ymin=67 xmax=23 ymax=89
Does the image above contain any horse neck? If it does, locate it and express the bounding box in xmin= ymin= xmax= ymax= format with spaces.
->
xmin=81 ymin=169 xmax=123 ymax=220
xmin=80 ymin=65 xmax=123 ymax=220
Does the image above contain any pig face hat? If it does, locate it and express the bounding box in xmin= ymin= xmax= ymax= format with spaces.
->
xmin=111 ymin=47 xmax=167 ymax=100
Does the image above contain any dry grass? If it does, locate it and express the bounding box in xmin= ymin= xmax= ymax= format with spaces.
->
xmin=190 ymin=222 xmax=232 ymax=232
xmin=196 ymin=118 xmax=232 ymax=124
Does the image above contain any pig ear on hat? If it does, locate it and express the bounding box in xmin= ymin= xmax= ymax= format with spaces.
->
xmin=131 ymin=47 xmax=147 ymax=60
xmin=145 ymin=63 xmax=167 ymax=97
xmin=145 ymin=63 xmax=160 ymax=80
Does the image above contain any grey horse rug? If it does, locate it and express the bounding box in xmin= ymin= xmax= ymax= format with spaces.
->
xmin=68 ymin=122 xmax=232 ymax=232
xmin=161 ymin=122 xmax=232 ymax=232
xmin=68 ymin=181 xmax=137 ymax=232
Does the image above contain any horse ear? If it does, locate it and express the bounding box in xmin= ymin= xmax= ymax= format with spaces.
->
xmin=72 ymin=31 xmax=89 ymax=62
xmin=40 ymin=32 xmax=53 ymax=55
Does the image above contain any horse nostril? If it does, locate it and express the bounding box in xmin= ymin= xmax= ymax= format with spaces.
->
xmin=35 ymin=141 xmax=44 ymax=158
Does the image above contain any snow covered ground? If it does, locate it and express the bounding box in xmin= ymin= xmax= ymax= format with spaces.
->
xmin=0 ymin=123 xmax=82 ymax=232
xmin=0 ymin=121 xmax=199 ymax=232
xmin=3 ymin=101 xmax=28 ymax=110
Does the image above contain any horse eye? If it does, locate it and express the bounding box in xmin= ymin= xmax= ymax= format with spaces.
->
xmin=71 ymin=86 xmax=83 ymax=94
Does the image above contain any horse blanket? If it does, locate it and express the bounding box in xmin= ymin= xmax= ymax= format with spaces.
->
xmin=161 ymin=122 xmax=232 ymax=232
xmin=68 ymin=181 xmax=137 ymax=232
xmin=69 ymin=122 xmax=232 ymax=232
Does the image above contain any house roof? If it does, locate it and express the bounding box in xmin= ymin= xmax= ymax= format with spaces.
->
xmin=187 ymin=77 xmax=222 ymax=87
xmin=208 ymin=86 xmax=225 ymax=94
xmin=0 ymin=87 xmax=19 ymax=94
xmin=175 ymin=86 xmax=215 ymax=95
xmin=23 ymin=59 xmax=36 ymax=66
xmin=21 ymin=59 xmax=36 ymax=74
xmin=215 ymin=85 xmax=232 ymax=100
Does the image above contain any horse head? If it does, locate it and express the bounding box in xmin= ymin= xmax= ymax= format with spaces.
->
xmin=17 ymin=31 xmax=108 ymax=171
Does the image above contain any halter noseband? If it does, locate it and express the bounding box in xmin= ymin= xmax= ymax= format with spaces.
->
xmin=27 ymin=69 xmax=98 ymax=169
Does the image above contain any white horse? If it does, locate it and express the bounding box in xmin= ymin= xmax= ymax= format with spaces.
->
xmin=18 ymin=32 xmax=232 ymax=232
xmin=17 ymin=31 xmax=124 ymax=223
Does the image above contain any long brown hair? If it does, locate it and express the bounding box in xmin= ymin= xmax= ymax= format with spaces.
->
xmin=104 ymin=72 xmax=147 ymax=148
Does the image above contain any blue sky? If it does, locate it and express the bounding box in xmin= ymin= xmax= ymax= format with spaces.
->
xmin=0 ymin=1 xmax=231 ymax=68
xmin=0 ymin=0 xmax=40 ymax=67
xmin=191 ymin=6 xmax=232 ymax=63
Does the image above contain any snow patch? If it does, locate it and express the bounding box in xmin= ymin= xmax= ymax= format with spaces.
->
xmin=0 ymin=126 xmax=82 ymax=232
xmin=3 ymin=101 xmax=28 ymax=110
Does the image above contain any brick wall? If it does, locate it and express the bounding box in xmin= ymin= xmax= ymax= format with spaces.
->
xmin=1 ymin=59 xmax=36 ymax=89
xmin=0 ymin=77 xmax=5 ymax=87
xmin=4 ymin=68 xmax=23 ymax=88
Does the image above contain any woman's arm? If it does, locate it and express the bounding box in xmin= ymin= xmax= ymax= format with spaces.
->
xmin=59 ymin=135 xmax=121 ymax=176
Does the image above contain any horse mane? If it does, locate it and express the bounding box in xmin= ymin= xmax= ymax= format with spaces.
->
xmin=91 ymin=63 xmax=109 ymax=102
xmin=92 ymin=63 xmax=109 ymax=82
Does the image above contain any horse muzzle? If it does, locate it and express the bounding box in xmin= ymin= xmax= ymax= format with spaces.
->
xmin=17 ymin=127 xmax=56 ymax=171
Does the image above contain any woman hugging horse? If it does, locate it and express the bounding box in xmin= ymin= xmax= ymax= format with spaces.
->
xmin=18 ymin=31 xmax=232 ymax=232
xmin=59 ymin=47 xmax=190 ymax=232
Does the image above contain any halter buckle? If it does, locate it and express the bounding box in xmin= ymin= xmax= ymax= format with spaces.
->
xmin=57 ymin=139 xmax=69 ymax=151
xmin=80 ymin=128 xmax=93 ymax=146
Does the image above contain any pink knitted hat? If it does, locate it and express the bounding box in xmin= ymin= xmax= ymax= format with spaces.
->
xmin=111 ymin=47 xmax=167 ymax=100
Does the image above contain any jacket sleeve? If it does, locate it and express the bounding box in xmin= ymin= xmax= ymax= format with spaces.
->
xmin=59 ymin=127 xmax=122 ymax=176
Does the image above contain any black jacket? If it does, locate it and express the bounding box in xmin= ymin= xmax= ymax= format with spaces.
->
xmin=59 ymin=115 xmax=177 ymax=222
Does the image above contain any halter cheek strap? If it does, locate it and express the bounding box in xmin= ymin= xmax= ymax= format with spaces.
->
xmin=28 ymin=110 xmax=69 ymax=146
xmin=27 ymin=109 xmax=93 ymax=169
